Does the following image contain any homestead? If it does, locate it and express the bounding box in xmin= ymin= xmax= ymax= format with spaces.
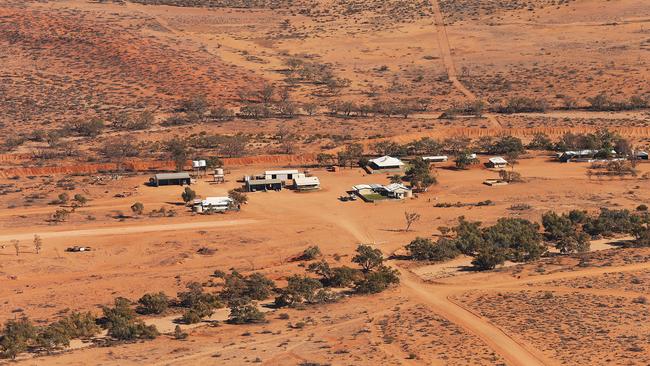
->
xmin=367 ymin=156 xmax=405 ymax=173
xmin=352 ymin=183 xmax=412 ymax=202
xmin=294 ymin=176 xmax=321 ymax=191
xmin=150 ymin=172 xmax=191 ymax=187
xmin=487 ymin=157 xmax=508 ymax=169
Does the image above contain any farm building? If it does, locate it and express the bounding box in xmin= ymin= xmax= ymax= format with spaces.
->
xmin=636 ymin=151 xmax=648 ymax=160
xmin=294 ymin=176 xmax=321 ymax=191
xmin=382 ymin=183 xmax=413 ymax=199
xmin=264 ymin=170 xmax=300 ymax=181
xmin=193 ymin=197 xmax=233 ymax=213
xmin=422 ymin=155 xmax=448 ymax=163
xmin=245 ymin=177 xmax=283 ymax=192
xmin=368 ymin=156 xmax=405 ymax=173
xmin=352 ymin=183 xmax=412 ymax=202
xmin=150 ymin=172 xmax=191 ymax=187
xmin=487 ymin=157 xmax=508 ymax=169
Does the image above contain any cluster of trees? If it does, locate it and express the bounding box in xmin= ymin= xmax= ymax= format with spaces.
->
xmin=406 ymin=207 xmax=650 ymax=270
xmin=494 ymin=97 xmax=549 ymax=114
xmin=283 ymin=57 xmax=350 ymax=95
xmin=327 ymin=98 xmax=427 ymax=119
xmin=586 ymin=93 xmax=649 ymax=112
xmin=0 ymin=312 xmax=100 ymax=359
xmin=528 ymin=129 xmax=632 ymax=157
xmin=164 ymin=95 xmax=235 ymax=125
xmin=304 ymin=245 xmax=400 ymax=297
xmin=407 ymin=216 xmax=547 ymax=270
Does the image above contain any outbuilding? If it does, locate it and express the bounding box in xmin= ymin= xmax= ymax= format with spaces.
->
xmin=264 ymin=170 xmax=300 ymax=181
xmin=487 ymin=157 xmax=508 ymax=169
xmin=194 ymin=197 xmax=233 ymax=213
xmin=382 ymin=183 xmax=412 ymax=199
xmin=422 ymin=155 xmax=448 ymax=163
xmin=150 ymin=172 xmax=191 ymax=187
xmin=636 ymin=151 xmax=649 ymax=160
xmin=368 ymin=156 xmax=405 ymax=173
xmin=245 ymin=177 xmax=283 ymax=192
xmin=294 ymin=176 xmax=321 ymax=191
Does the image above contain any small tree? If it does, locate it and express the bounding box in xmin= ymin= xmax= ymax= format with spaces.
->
xmin=12 ymin=240 xmax=19 ymax=256
xmin=73 ymin=194 xmax=88 ymax=206
xmin=298 ymin=245 xmax=321 ymax=261
xmin=173 ymin=325 xmax=188 ymax=340
xmin=51 ymin=209 xmax=70 ymax=223
xmin=57 ymin=192 xmax=69 ymax=205
xmin=352 ymin=245 xmax=383 ymax=272
xmin=228 ymin=189 xmax=248 ymax=208
xmin=130 ymin=202 xmax=144 ymax=217
xmin=404 ymin=211 xmax=421 ymax=232
xmin=228 ymin=300 xmax=266 ymax=324
xmin=33 ymin=235 xmax=42 ymax=254
xmin=181 ymin=187 xmax=196 ymax=204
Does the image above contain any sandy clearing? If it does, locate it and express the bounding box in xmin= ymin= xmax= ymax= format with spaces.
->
xmin=0 ymin=219 xmax=260 ymax=241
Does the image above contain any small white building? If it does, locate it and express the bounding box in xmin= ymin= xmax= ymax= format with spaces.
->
xmin=382 ymin=183 xmax=412 ymax=199
xmin=294 ymin=176 xmax=321 ymax=191
xmin=194 ymin=197 xmax=233 ymax=213
xmin=422 ymin=155 xmax=448 ymax=163
xmin=487 ymin=157 xmax=508 ymax=169
xmin=368 ymin=156 xmax=405 ymax=172
xmin=264 ymin=170 xmax=300 ymax=181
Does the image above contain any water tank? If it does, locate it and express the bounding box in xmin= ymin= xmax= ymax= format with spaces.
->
xmin=215 ymin=168 xmax=224 ymax=176
xmin=198 ymin=160 xmax=207 ymax=167
xmin=192 ymin=160 xmax=200 ymax=168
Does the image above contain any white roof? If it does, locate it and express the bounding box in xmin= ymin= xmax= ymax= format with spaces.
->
xmin=353 ymin=184 xmax=380 ymax=191
xmin=422 ymin=155 xmax=448 ymax=161
xmin=369 ymin=155 xmax=405 ymax=167
xmin=264 ymin=170 xmax=299 ymax=175
xmin=489 ymin=157 xmax=508 ymax=164
xmin=200 ymin=197 xmax=232 ymax=206
xmin=294 ymin=176 xmax=320 ymax=186
xmin=384 ymin=183 xmax=410 ymax=192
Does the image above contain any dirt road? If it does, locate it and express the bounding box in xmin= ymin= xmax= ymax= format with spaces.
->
xmin=0 ymin=219 xmax=259 ymax=241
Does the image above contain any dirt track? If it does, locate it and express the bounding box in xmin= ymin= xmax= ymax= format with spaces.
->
xmin=0 ymin=219 xmax=259 ymax=241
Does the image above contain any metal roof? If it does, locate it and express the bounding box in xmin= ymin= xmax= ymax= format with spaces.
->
xmin=369 ymin=155 xmax=405 ymax=167
xmin=488 ymin=157 xmax=508 ymax=164
xmin=294 ymin=176 xmax=320 ymax=186
xmin=264 ymin=170 xmax=300 ymax=175
xmin=384 ymin=183 xmax=410 ymax=192
xmin=247 ymin=178 xmax=283 ymax=185
xmin=154 ymin=172 xmax=191 ymax=180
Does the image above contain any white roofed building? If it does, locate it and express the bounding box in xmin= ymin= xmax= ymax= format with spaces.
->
xmin=368 ymin=156 xmax=405 ymax=173
xmin=294 ymin=176 xmax=321 ymax=191
xmin=487 ymin=157 xmax=508 ymax=168
xmin=264 ymin=170 xmax=300 ymax=181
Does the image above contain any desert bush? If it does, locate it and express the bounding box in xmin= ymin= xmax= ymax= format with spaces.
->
xmin=0 ymin=317 xmax=36 ymax=359
xmin=298 ymin=245 xmax=321 ymax=261
xmin=136 ymin=292 xmax=169 ymax=315
xmin=352 ymin=245 xmax=384 ymax=272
